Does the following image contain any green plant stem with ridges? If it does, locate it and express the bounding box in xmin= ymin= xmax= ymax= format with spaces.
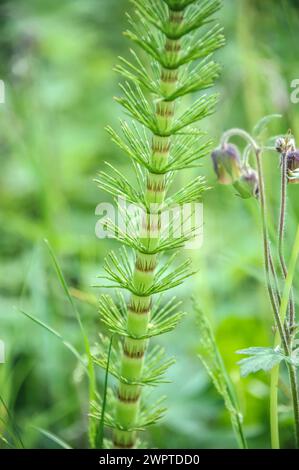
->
xmin=98 ymin=0 xmax=223 ymax=448
xmin=112 ymin=11 xmax=182 ymax=449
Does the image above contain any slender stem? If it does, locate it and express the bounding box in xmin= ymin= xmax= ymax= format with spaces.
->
xmin=243 ymin=143 xmax=253 ymax=167
xmin=271 ymin=225 xmax=299 ymax=449
xmin=254 ymin=148 xmax=299 ymax=449
xmin=242 ymin=145 xmax=282 ymax=308
xmin=254 ymin=149 xmax=288 ymax=353
xmin=278 ymin=152 xmax=295 ymax=333
xmin=269 ymin=251 xmax=281 ymax=308
xmin=279 ymin=152 xmax=288 ymax=278
xmin=288 ymin=364 xmax=299 ymax=448
xmin=237 ymin=416 xmax=248 ymax=450
xmin=221 ymin=128 xmax=259 ymax=153
xmin=270 ymin=151 xmax=299 ymax=449
xmin=270 ymin=364 xmax=280 ymax=449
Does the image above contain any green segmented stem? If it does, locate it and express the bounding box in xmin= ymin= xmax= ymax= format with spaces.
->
xmin=112 ymin=10 xmax=182 ymax=450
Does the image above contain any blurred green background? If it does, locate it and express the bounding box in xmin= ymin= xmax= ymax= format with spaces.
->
xmin=0 ymin=0 xmax=299 ymax=449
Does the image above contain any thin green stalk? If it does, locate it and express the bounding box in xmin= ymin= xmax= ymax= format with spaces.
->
xmin=270 ymin=225 xmax=299 ymax=449
xmin=97 ymin=335 xmax=114 ymax=449
xmin=270 ymin=362 xmax=280 ymax=448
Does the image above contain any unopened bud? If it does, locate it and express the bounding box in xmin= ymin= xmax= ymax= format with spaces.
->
xmin=233 ymin=167 xmax=259 ymax=199
xmin=211 ymin=144 xmax=242 ymax=185
xmin=287 ymin=150 xmax=299 ymax=184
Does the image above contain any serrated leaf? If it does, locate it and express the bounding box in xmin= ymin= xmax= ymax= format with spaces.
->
xmin=236 ymin=346 xmax=287 ymax=377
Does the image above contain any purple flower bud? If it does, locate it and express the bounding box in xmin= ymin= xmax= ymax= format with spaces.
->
xmin=211 ymin=144 xmax=242 ymax=185
xmin=287 ymin=150 xmax=299 ymax=184
xmin=233 ymin=167 xmax=259 ymax=199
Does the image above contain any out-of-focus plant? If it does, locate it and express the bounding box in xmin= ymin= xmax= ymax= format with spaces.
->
xmin=194 ymin=302 xmax=247 ymax=449
xmin=93 ymin=0 xmax=224 ymax=449
xmin=211 ymin=118 xmax=299 ymax=449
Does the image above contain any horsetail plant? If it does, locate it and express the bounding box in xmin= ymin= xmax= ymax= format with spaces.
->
xmin=94 ymin=0 xmax=224 ymax=449
xmin=211 ymin=121 xmax=299 ymax=449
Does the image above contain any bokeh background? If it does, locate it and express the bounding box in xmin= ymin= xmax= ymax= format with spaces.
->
xmin=0 ymin=0 xmax=299 ymax=449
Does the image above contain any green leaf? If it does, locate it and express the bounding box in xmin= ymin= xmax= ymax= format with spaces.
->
xmin=236 ymin=346 xmax=287 ymax=377
xmin=33 ymin=427 xmax=72 ymax=449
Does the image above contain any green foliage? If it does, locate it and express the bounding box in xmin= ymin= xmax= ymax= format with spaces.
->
xmin=237 ymin=347 xmax=289 ymax=377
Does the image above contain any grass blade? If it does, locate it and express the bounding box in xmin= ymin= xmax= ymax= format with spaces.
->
xmin=96 ymin=334 xmax=114 ymax=449
xmin=19 ymin=309 xmax=86 ymax=369
xmin=33 ymin=426 xmax=72 ymax=449
xmin=0 ymin=393 xmax=24 ymax=449
xmin=44 ymin=239 xmax=98 ymax=448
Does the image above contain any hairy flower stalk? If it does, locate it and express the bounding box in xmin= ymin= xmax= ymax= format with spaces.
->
xmin=94 ymin=0 xmax=224 ymax=449
xmin=216 ymin=128 xmax=299 ymax=448
xmin=276 ymin=136 xmax=299 ymax=448
xmin=278 ymin=149 xmax=296 ymax=334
